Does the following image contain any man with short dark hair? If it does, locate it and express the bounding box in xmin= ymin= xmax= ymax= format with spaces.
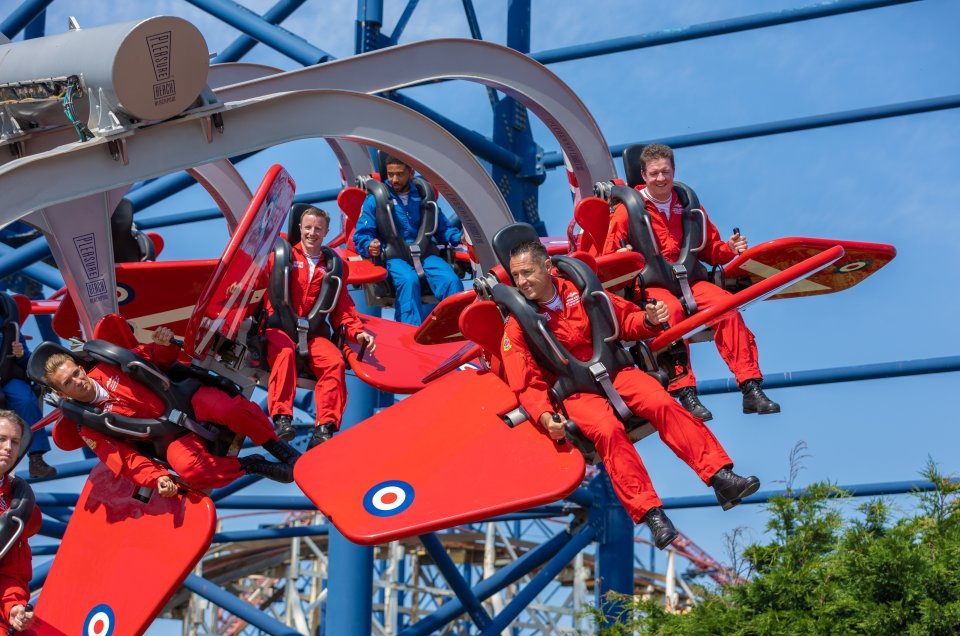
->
xmin=262 ymin=206 xmax=376 ymax=449
xmin=0 ymin=409 xmax=40 ymax=633
xmin=603 ymin=143 xmax=779 ymax=420
xmin=353 ymin=155 xmax=464 ymax=325
xmin=500 ymin=240 xmax=760 ymax=549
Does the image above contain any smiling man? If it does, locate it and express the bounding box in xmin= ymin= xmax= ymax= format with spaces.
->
xmin=499 ymin=240 xmax=760 ymax=549
xmin=262 ymin=206 xmax=376 ymax=449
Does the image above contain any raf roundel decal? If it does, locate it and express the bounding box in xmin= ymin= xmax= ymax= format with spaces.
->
xmin=363 ymin=480 xmax=415 ymax=517
xmin=833 ymin=259 xmax=872 ymax=274
xmin=115 ymin=283 xmax=134 ymax=305
xmin=84 ymin=604 xmax=116 ymax=636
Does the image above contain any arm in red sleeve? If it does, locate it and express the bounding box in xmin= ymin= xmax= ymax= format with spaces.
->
xmin=501 ymin=319 xmax=555 ymax=426
xmin=0 ymin=570 xmax=29 ymax=625
xmin=700 ymin=205 xmax=736 ymax=265
xmin=611 ymin=292 xmax=659 ymax=341
xmin=601 ymin=204 xmax=630 ymax=256
xmin=79 ymin=427 xmax=171 ymax=489
xmin=330 ymin=288 xmax=366 ymax=342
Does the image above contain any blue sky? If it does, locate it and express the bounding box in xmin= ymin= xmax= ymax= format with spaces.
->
xmin=12 ymin=0 xmax=960 ymax=626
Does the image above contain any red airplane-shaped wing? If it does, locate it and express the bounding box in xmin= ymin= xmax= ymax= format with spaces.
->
xmin=295 ymin=368 xmax=584 ymax=545
xmin=31 ymin=465 xmax=215 ymax=636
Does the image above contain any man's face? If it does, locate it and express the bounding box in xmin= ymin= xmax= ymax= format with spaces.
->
xmin=509 ymin=252 xmax=555 ymax=303
xmin=641 ymin=157 xmax=675 ymax=200
xmin=50 ymin=359 xmax=97 ymax=403
xmin=0 ymin=419 xmax=22 ymax=476
xmin=385 ymin=163 xmax=414 ymax=193
xmin=299 ymin=214 xmax=329 ymax=255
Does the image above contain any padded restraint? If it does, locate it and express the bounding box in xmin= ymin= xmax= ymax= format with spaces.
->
xmin=111 ymin=198 xmax=156 ymax=263
xmin=267 ymin=238 xmax=345 ymax=357
xmin=360 ymin=176 xmax=441 ymax=277
xmin=0 ymin=476 xmax=35 ymax=560
xmin=491 ymin=222 xmax=541 ymax=286
xmin=616 ymin=182 xmax=709 ymax=315
xmin=0 ymin=292 xmax=25 ymax=384
xmin=621 ymin=143 xmax=647 ymax=189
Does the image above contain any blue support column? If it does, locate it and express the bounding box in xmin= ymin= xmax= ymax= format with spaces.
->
xmin=214 ymin=0 xmax=309 ymax=63
xmin=356 ymin=0 xmax=387 ymax=53
xmin=492 ymin=0 xmax=546 ymax=231
xmin=324 ymin=288 xmax=380 ymax=636
xmin=184 ymin=574 xmax=302 ymax=635
xmin=419 ymin=532 xmax=491 ymax=630
xmin=0 ymin=0 xmax=55 ymax=38
xmin=589 ymin=469 xmax=635 ymax=620
xmin=23 ymin=7 xmax=44 ymax=38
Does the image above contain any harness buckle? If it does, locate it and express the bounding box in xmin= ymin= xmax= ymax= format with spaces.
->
xmin=169 ymin=409 xmax=185 ymax=425
xmin=672 ymin=264 xmax=698 ymax=315
xmin=588 ymin=362 xmax=633 ymax=421
xmin=409 ymin=244 xmax=425 ymax=278
xmin=296 ymin=318 xmax=309 ymax=357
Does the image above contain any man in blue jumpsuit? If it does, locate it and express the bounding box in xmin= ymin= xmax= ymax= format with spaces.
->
xmin=353 ymin=155 xmax=464 ymax=325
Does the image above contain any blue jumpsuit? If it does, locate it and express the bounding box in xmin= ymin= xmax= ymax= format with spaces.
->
xmin=354 ymin=182 xmax=464 ymax=325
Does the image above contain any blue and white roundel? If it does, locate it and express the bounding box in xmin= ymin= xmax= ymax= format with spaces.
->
xmin=83 ymin=604 xmax=115 ymax=636
xmin=363 ymin=480 xmax=415 ymax=517
xmin=115 ymin=283 xmax=134 ymax=305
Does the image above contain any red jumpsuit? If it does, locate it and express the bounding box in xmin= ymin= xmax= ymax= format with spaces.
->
xmin=263 ymin=243 xmax=365 ymax=429
xmin=0 ymin=474 xmax=41 ymax=626
xmin=603 ymin=188 xmax=762 ymax=391
xmin=53 ymin=333 xmax=278 ymax=491
xmin=500 ymin=277 xmax=733 ymax=523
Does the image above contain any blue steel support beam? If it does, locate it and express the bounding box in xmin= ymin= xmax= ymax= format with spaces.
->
xmin=185 ymin=0 xmax=334 ymax=64
xmin=531 ymin=0 xmax=923 ymax=65
xmin=28 ymin=558 xmax=53 ymax=591
xmin=213 ymin=0 xmax=309 ymax=63
xmin=662 ymin=478 xmax=960 ymax=511
xmin=389 ymin=0 xmax=420 ymax=44
xmin=325 ymin=289 xmax=379 ymax=636
xmin=460 ymin=0 xmax=499 ymax=108
xmin=544 ymin=93 xmax=960 ymax=169
xmin=38 ymin=517 xmax=67 ymax=539
xmin=0 ymin=242 xmax=61 ymax=289
xmin=492 ymin=0 xmax=545 ymax=231
xmin=419 ymin=532 xmax=492 ymax=630
xmin=590 ymin=471 xmax=634 ymax=620
xmin=183 ymin=574 xmax=302 ymax=635
xmin=23 ymin=7 xmax=44 ymax=38
xmin=398 ymin=526 xmax=574 ymax=636
xmin=356 ymin=0 xmax=386 ymax=53
xmin=210 ymin=474 xmax=262 ymax=502
xmin=478 ymin=525 xmax=597 ymax=636
xmin=0 ymin=0 xmax=55 ymax=38
xmin=25 ymin=459 xmax=97 ymax=484
xmin=698 ymin=355 xmax=960 ymax=395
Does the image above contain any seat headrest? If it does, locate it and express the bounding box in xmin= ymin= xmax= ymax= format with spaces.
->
xmin=621 ymin=144 xmax=647 ymax=188
xmin=27 ymin=341 xmax=80 ymax=385
xmin=0 ymin=292 xmax=19 ymax=324
xmin=459 ymin=301 xmax=505 ymax=355
xmin=93 ymin=314 xmax=139 ymax=350
xmin=491 ymin=223 xmax=541 ymax=285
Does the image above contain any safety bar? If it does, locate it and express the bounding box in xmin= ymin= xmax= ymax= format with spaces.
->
xmin=590 ymin=290 xmax=619 ymax=342
xmin=690 ymin=208 xmax=708 ymax=253
xmin=102 ymin=414 xmax=152 ymax=438
xmin=537 ymin=321 xmax=569 ymax=366
xmin=0 ymin=516 xmax=24 ymax=560
xmin=422 ymin=201 xmax=440 ymax=235
xmin=127 ymin=361 xmax=171 ymax=391
xmin=313 ymin=276 xmax=342 ymax=315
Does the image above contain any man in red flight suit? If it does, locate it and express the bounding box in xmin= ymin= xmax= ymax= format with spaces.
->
xmin=42 ymin=321 xmax=298 ymax=491
xmin=500 ymin=240 xmax=760 ymax=549
xmin=602 ymin=143 xmax=779 ymax=421
xmin=263 ymin=207 xmax=376 ymax=449
xmin=0 ymin=410 xmax=40 ymax=633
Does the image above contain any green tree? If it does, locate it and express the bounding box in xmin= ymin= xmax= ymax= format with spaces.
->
xmin=588 ymin=460 xmax=960 ymax=635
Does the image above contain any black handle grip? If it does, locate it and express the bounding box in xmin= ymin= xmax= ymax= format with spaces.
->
xmin=7 ymin=604 xmax=33 ymax=635
xmin=733 ymin=226 xmax=740 ymax=236
xmin=551 ymin=413 xmax=567 ymax=445
xmin=620 ymin=238 xmax=628 ymax=248
xmin=357 ymin=338 xmax=368 ymax=363
xmin=645 ymin=298 xmax=670 ymax=331
xmin=171 ymin=337 xmax=184 ymax=348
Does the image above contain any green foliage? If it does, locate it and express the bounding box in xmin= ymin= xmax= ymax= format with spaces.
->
xmin=585 ymin=460 xmax=960 ymax=635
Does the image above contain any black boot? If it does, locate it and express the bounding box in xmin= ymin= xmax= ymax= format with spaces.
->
xmin=673 ymin=387 xmax=713 ymax=421
xmin=262 ymin=439 xmax=301 ymax=466
xmin=272 ymin=414 xmax=296 ymax=441
xmin=711 ymin=467 xmax=761 ymax=511
xmin=238 ymin=454 xmax=294 ymax=483
xmin=28 ymin=452 xmax=57 ymax=479
xmin=641 ymin=507 xmax=678 ymax=550
xmin=741 ymin=379 xmax=780 ymax=414
xmin=307 ymin=423 xmax=335 ymax=450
